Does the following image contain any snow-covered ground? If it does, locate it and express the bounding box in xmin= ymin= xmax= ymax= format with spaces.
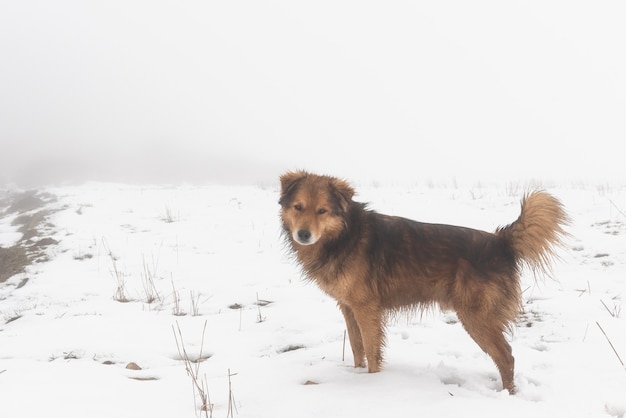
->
xmin=1 ymin=180 xmax=625 ymax=418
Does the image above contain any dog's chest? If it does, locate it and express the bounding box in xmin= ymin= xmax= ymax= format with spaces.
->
xmin=295 ymin=246 xmax=369 ymax=305
xmin=313 ymin=274 xmax=354 ymax=304
xmin=308 ymin=265 xmax=373 ymax=306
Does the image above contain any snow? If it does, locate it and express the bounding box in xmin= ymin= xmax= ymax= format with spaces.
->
xmin=1 ymin=180 xmax=625 ymax=418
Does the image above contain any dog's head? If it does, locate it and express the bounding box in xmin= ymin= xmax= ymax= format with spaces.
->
xmin=279 ymin=171 xmax=354 ymax=246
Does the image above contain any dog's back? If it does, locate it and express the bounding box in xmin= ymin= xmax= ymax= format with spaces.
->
xmin=356 ymin=212 xmax=519 ymax=312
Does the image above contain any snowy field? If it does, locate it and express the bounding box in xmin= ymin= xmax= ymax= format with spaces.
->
xmin=1 ymin=180 xmax=625 ymax=418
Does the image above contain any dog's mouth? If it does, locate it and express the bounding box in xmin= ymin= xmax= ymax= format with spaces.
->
xmin=293 ymin=229 xmax=318 ymax=246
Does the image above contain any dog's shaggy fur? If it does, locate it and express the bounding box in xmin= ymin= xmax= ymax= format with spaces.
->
xmin=279 ymin=171 xmax=569 ymax=394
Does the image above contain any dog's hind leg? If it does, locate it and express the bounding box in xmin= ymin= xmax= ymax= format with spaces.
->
xmin=453 ymin=261 xmax=518 ymax=393
xmin=349 ymin=305 xmax=385 ymax=373
xmin=339 ymin=304 xmax=366 ymax=368
xmin=457 ymin=311 xmax=516 ymax=394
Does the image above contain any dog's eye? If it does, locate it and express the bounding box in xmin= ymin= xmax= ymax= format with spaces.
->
xmin=317 ymin=208 xmax=327 ymax=215
xmin=294 ymin=204 xmax=303 ymax=211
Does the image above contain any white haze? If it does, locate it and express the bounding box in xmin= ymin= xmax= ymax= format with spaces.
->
xmin=1 ymin=1 xmax=625 ymax=187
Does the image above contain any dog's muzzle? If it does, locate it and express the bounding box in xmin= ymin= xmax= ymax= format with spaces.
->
xmin=294 ymin=229 xmax=316 ymax=245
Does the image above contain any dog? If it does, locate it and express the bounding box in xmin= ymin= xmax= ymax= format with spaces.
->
xmin=279 ymin=170 xmax=569 ymax=394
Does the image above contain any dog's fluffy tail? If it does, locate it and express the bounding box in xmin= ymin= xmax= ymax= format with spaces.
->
xmin=497 ymin=191 xmax=570 ymax=278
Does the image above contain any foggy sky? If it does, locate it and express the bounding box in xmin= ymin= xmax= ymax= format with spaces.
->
xmin=1 ymin=1 xmax=625 ymax=187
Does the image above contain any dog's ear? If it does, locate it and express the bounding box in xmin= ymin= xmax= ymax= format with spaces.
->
xmin=279 ymin=171 xmax=307 ymax=206
xmin=330 ymin=177 xmax=355 ymax=213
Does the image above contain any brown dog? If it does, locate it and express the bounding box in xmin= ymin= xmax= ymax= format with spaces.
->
xmin=279 ymin=171 xmax=569 ymax=394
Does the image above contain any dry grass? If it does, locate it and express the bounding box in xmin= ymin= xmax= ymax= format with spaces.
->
xmin=173 ymin=321 xmax=213 ymax=417
xmin=596 ymin=322 xmax=624 ymax=367
xmin=141 ymin=254 xmax=162 ymax=304
xmin=171 ymin=281 xmax=186 ymax=316
xmin=173 ymin=322 xmax=238 ymax=417
xmin=102 ymin=239 xmax=131 ymax=303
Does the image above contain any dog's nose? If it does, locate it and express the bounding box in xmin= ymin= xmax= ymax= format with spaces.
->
xmin=297 ymin=229 xmax=311 ymax=242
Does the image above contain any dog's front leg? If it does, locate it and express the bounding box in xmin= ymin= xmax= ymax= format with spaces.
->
xmin=350 ymin=305 xmax=385 ymax=373
xmin=339 ymin=304 xmax=366 ymax=368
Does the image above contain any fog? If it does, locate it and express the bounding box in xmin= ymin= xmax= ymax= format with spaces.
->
xmin=1 ymin=1 xmax=625 ymax=187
